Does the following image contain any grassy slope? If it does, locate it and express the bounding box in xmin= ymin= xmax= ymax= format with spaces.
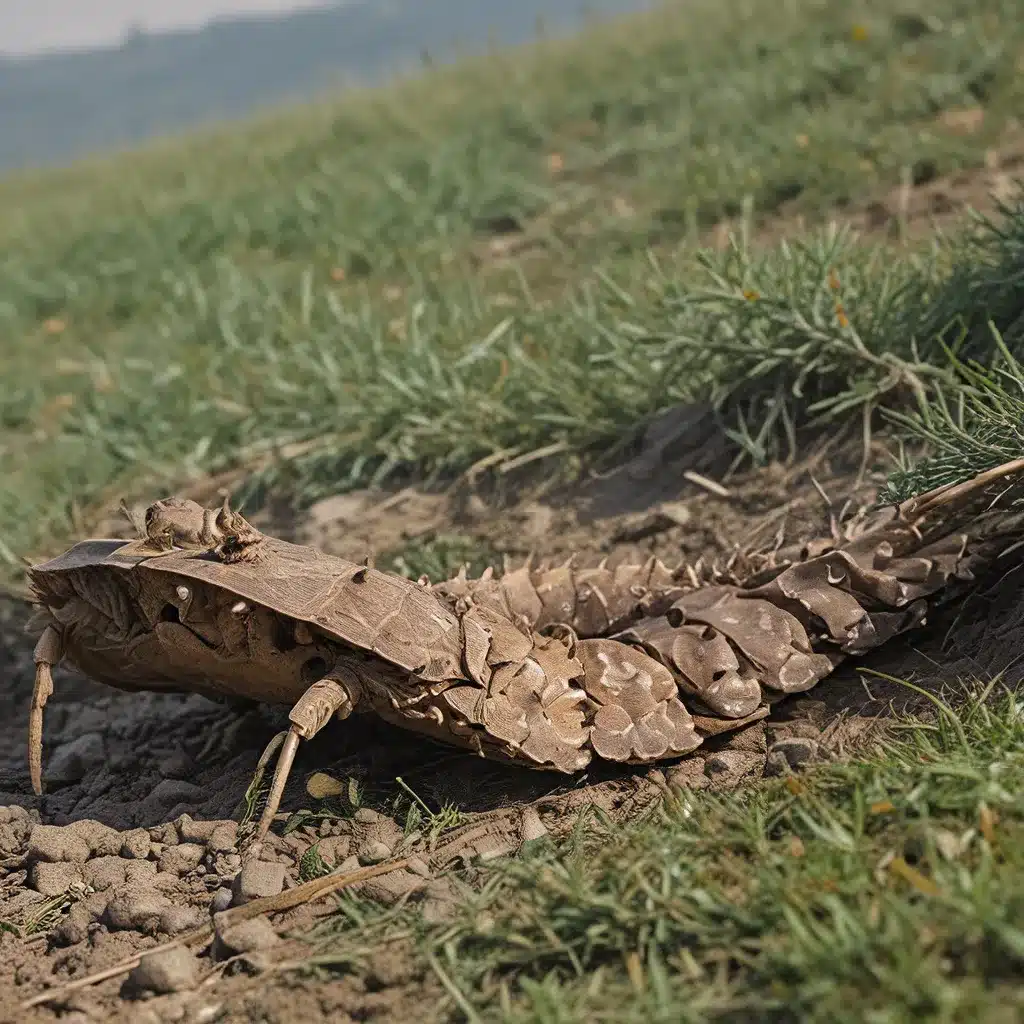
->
xmin=3 ymin=3 xmax=1024 ymax=1018
xmin=282 ymin=688 xmax=1024 ymax=1022
xmin=2 ymin=0 xmax=1024 ymax=568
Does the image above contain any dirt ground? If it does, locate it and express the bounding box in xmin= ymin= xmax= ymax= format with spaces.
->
xmin=3 ymin=155 xmax=1024 ymax=1023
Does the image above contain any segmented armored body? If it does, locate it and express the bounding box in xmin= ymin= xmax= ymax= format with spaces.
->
xmin=25 ymin=459 xmax=1024 ymax=841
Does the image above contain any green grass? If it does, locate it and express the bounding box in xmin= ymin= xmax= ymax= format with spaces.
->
xmin=6 ymin=2 xmax=1024 ymax=1014
xmin=3 ymin=0 xmax=1024 ymax=570
xmin=283 ymin=684 xmax=1024 ymax=1022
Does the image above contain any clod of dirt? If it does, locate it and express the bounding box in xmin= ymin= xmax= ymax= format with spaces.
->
xmin=212 ymin=913 xmax=280 ymax=958
xmin=30 ymin=859 xmax=84 ymax=895
xmin=665 ymin=757 xmax=711 ymax=791
xmin=520 ymin=806 xmax=548 ymax=843
xmin=123 ymin=946 xmax=200 ymax=997
xmin=703 ymin=750 xmax=766 ymax=785
xmin=103 ymin=882 xmax=172 ymax=932
xmin=70 ymin=819 xmax=127 ymax=857
xmin=231 ymin=860 xmax=285 ymax=905
xmin=158 ymin=843 xmax=205 ymax=876
xmin=0 ymin=806 xmax=33 ymax=854
xmin=352 ymin=808 xmax=404 ymax=850
xmin=313 ymin=835 xmax=351 ymax=867
xmin=143 ymin=780 xmax=205 ymax=818
xmin=175 ymin=815 xmax=223 ymax=845
xmin=356 ymin=868 xmax=426 ymax=907
xmin=84 ymin=855 xmax=132 ymax=891
xmin=120 ymin=828 xmax=153 ymax=859
xmin=28 ymin=824 xmax=91 ymax=864
xmin=52 ymin=908 xmax=90 ymax=947
xmin=356 ymin=840 xmax=393 ymax=865
xmin=46 ymin=732 xmax=106 ymax=785
xmin=769 ymin=737 xmax=819 ymax=770
xmin=159 ymin=905 xmax=207 ymax=935
xmin=406 ymin=856 xmax=432 ymax=878
xmin=206 ymin=822 xmax=239 ymax=853
xmin=419 ymin=878 xmax=461 ymax=924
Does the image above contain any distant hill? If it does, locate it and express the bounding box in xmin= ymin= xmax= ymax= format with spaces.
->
xmin=0 ymin=0 xmax=658 ymax=173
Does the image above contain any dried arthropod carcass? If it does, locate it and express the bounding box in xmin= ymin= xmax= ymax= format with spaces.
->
xmin=23 ymin=496 xmax=692 ymax=840
xmin=24 ymin=460 xmax=1024 ymax=842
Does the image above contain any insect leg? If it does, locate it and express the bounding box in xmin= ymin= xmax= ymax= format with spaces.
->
xmin=29 ymin=624 xmax=63 ymax=796
xmin=252 ymin=670 xmax=361 ymax=843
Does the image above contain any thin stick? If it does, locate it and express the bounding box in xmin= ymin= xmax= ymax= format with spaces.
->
xmin=20 ymin=856 xmax=411 ymax=1009
xmin=682 ymin=470 xmax=731 ymax=498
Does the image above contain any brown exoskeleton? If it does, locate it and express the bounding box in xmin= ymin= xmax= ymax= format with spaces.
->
xmin=25 ymin=459 xmax=1024 ymax=842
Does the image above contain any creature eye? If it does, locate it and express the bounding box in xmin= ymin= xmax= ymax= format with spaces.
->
xmin=175 ymin=586 xmax=190 ymax=602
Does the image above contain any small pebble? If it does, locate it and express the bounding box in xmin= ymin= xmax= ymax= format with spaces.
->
xmin=124 ymin=946 xmax=199 ymax=996
xmin=406 ymin=856 xmax=432 ymax=878
xmin=210 ymin=887 xmax=233 ymax=913
xmin=159 ymin=905 xmax=207 ymax=935
xmin=353 ymin=808 xmax=386 ymax=825
xmin=520 ymin=807 xmax=548 ymax=843
xmin=231 ymin=860 xmax=285 ymax=905
xmin=212 ymin=913 xmax=280 ymax=958
xmin=357 ymin=841 xmax=393 ymax=865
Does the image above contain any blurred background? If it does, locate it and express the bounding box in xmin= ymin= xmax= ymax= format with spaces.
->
xmin=0 ymin=0 xmax=659 ymax=171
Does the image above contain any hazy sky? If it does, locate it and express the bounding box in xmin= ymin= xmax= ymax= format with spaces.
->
xmin=1 ymin=1 xmax=334 ymax=56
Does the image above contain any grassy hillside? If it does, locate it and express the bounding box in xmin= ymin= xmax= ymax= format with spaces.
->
xmin=2 ymin=0 xmax=1023 ymax=572
xmin=0 ymin=0 xmax=658 ymax=172
xmin=348 ymin=687 xmax=1024 ymax=1022
xmin=3 ymin=3 xmax=1024 ymax=1020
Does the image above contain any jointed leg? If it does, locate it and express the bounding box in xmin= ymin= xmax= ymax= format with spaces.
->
xmin=29 ymin=625 xmax=63 ymax=796
xmin=251 ymin=671 xmax=361 ymax=844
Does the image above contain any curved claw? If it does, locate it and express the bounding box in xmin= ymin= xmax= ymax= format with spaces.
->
xmin=28 ymin=624 xmax=63 ymax=797
xmin=252 ymin=728 xmax=301 ymax=845
xmin=247 ymin=671 xmax=360 ymax=846
xmin=28 ymin=661 xmax=53 ymax=797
